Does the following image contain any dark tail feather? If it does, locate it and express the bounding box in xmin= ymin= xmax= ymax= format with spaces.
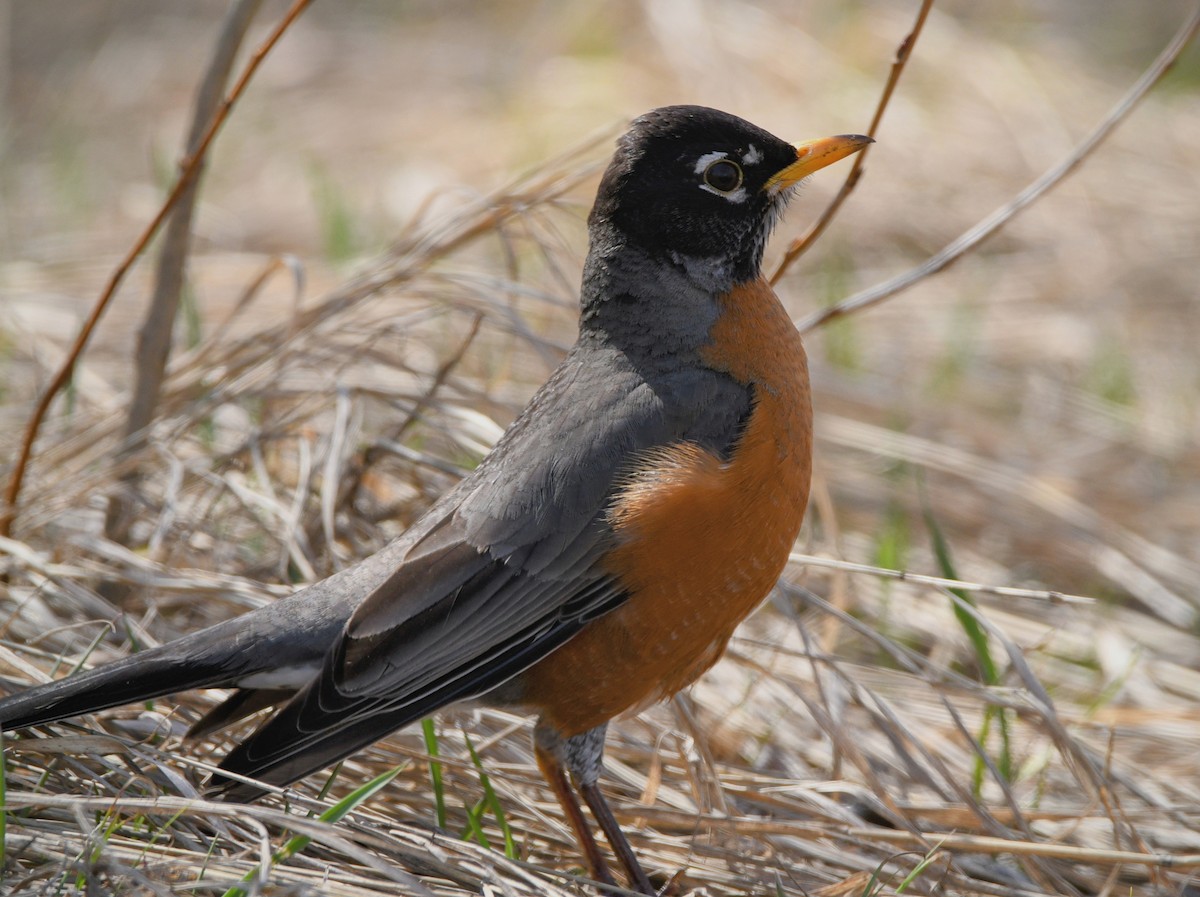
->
xmin=0 ymin=646 xmax=236 ymax=730
xmin=184 ymin=688 xmax=295 ymax=741
xmin=0 ymin=580 xmax=357 ymax=733
xmin=209 ymin=701 xmax=417 ymax=803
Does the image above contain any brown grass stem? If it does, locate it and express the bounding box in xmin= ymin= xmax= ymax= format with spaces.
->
xmin=1 ymin=0 xmax=315 ymax=538
xmin=104 ymin=0 xmax=264 ymax=549
xmin=770 ymin=0 xmax=934 ymax=285
xmin=799 ymin=2 xmax=1200 ymax=333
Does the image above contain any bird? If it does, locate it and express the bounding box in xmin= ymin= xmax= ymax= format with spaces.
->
xmin=0 ymin=105 xmax=870 ymax=894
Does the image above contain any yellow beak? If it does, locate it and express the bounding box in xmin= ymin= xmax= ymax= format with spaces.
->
xmin=764 ymin=134 xmax=873 ymax=194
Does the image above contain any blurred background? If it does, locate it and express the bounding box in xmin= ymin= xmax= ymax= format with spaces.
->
xmin=2 ymin=1 xmax=1197 ymax=603
xmin=1 ymin=1 xmax=1199 ymax=892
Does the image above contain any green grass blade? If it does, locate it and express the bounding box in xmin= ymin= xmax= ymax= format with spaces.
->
xmin=71 ymin=625 xmax=115 ymax=676
xmin=464 ymin=731 xmax=517 ymax=859
xmin=923 ymin=504 xmax=998 ymax=684
xmin=894 ymin=842 xmax=945 ymax=894
xmin=920 ymin=487 xmax=1014 ymax=787
xmin=221 ymin=765 xmax=404 ymax=897
xmin=317 ymin=760 xmax=344 ymax=801
xmin=461 ymin=797 xmax=491 ymax=848
xmin=421 ymin=717 xmax=447 ymax=829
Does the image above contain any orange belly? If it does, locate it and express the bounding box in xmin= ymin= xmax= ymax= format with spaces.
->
xmin=518 ymin=278 xmax=813 ymax=737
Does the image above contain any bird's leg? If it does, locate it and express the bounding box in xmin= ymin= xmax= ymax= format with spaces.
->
xmin=535 ymin=721 xmax=655 ymax=896
xmin=534 ymin=728 xmax=617 ymax=888
xmin=578 ymin=778 xmax=654 ymax=896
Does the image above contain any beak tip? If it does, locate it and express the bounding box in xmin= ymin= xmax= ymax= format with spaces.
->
xmin=766 ymin=132 xmax=875 ymax=192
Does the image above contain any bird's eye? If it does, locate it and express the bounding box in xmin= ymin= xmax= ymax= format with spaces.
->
xmin=703 ymin=159 xmax=743 ymax=193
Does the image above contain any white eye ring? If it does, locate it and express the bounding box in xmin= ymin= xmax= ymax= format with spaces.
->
xmin=702 ymin=158 xmax=744 ymax=193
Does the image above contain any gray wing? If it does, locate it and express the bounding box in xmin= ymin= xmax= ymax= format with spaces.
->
xmin=214 ymin=343 xmax=750 ymax=798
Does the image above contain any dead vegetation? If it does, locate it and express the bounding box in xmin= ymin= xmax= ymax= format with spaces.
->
xmin=2 ymin=2 xmax=1200 ymax=895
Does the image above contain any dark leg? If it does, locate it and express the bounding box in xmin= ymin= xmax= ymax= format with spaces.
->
xmin=579 ymin=778 xmax=654 ymax=896
xmin=535 ymin=721 xmax=655 ymax=896
xmin=534 ymin=734 xmax=617 ymax=888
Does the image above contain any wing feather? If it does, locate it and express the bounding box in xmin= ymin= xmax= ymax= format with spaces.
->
xmin=213 ymin=343 xmax=752 ymax=799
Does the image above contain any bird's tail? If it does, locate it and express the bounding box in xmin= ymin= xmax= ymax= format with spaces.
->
xmin=0 ymin=581 xmax=354 ymax=733
xmin=0 ymin=638 xmax=246 ymax=730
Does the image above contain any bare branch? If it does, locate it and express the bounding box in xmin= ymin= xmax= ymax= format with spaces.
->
xmin=788 ymin=552 xmax=1094 ymax=605
xmin=800 ymin=3 xmax=1200 ymax=333
xmin=1 ymin=0 xmax=315 ymax=538
xmin=104 ymin=0 xmax=264 ymax=548
xmin=770 ymin=0 xmax=934 ymax=285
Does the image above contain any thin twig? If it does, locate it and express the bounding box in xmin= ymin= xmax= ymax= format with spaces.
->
xmin=770 ymin=0 xmax=934 ymax=285
xmin=625 ymin=807 xmax=1200 ymax=868
xmin=800 ymin=2 xmax=1200 ymax=332
xmin=1 ymin=0 xmax=315 ymax=538
xmin=326 ymin=313 xmax=486 ymax=533
xmin=173 ymin=254 xmax=306 ymax=372
xmin=789 ymin=552 xmax=1094 ymax=604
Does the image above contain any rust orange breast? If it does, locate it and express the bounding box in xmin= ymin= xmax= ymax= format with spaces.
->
xmin=520 ymin=277 xmax=813 ymax=737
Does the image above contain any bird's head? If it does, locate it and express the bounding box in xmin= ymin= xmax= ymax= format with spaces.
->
xmin=589 ymin=105 xmax=871 ymax=285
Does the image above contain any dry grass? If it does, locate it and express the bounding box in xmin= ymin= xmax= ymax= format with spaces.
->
xmin=2 ymin=2 xmax=1200 ymax=895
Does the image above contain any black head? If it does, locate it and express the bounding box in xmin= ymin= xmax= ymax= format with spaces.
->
xmin=589 ymin=105 xmax=870 ymax=285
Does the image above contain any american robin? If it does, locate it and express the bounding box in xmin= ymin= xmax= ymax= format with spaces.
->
xmin=0 ymin=106 xmax=870 ymax=893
